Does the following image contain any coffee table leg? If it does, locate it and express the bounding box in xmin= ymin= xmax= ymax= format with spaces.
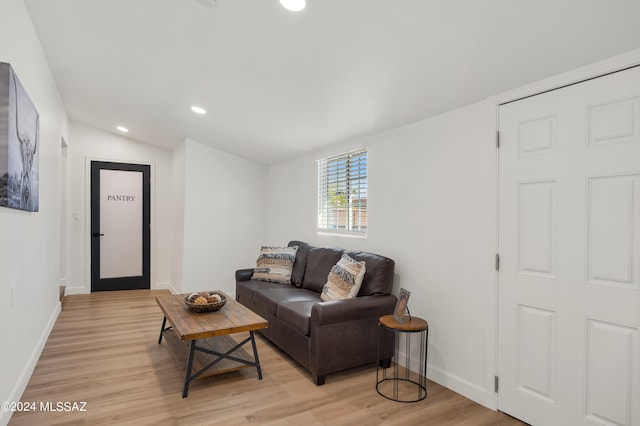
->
xmin=158 ymin=316 xmax=167 ymax=344
xmin=183 ymin=340 xmax=196 ymax=398
xmin=249 ymin=331 xmax=263 ymax=380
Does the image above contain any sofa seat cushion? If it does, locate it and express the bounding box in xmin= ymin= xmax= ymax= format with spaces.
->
xmin=236 ymin=280 xmax=287 ymax=304
xmin=277 ymin=300 xmax=318 ymax=336
xmin=254 ymin=287 xmax=320 ymax=317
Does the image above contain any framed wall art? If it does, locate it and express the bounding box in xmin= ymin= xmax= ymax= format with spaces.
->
xmin=0 ymin=62 xmax=39 ymax=212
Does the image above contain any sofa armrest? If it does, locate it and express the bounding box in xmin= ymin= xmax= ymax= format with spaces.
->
xmin=235 ymin=268 xmax=254 ymax=283
xmin=310 ymin=295 xmax=397 ymax=328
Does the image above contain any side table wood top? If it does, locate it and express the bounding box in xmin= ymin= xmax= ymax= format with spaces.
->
xmin=379 ymin=314 xmax=428 ymax=331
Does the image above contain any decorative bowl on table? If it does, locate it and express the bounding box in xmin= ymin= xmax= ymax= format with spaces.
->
xmin=183 ymin=291 xmax=227 ymax=313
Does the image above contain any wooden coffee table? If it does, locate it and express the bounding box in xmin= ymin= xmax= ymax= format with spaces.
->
xmin=156 ymin=292 xmax=268 ymax=397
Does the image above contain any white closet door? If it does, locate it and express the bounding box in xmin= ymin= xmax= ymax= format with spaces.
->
xmin=498 ymin=66 xmax=640 ymax=425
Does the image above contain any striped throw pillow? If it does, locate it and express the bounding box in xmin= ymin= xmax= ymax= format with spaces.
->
xmin=321 ymin=254 xmax=366 ymax=301
xmin=251 ymin=246 xmax=298 ymax=285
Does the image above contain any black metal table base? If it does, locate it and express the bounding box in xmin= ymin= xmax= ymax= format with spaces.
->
xmin=376 ymin=325 xmax=428 ymax=403
xmin=158 ymin=316 xmax=263 ymax=398
xmin=158 ymin=316 xmax=171 ymax=343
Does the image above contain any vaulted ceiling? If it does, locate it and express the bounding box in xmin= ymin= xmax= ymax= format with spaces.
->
xmin=24 ymin=0 xmax=640 ymax=164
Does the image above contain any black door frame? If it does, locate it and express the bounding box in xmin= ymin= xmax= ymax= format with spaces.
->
xmin=90 ymin=161 xmax=150 ymax=292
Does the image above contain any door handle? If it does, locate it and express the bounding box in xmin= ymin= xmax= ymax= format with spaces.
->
xmin=92 ymin=233 xmax=105 ymax=237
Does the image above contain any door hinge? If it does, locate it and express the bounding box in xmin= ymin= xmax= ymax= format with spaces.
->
xmin=495 ymin=376 xmax=499 ymax=393
xmin=495 ymin=253 xmax=500 ymax=271
xmin=496 ymin=131 xmax=500 ymax=148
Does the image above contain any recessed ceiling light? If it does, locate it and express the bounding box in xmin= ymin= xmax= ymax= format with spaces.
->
xmin=116 ymin=126 xmax=129 ymax=133
xmin=280 ymin=0 xmax=305 ymax=12
xmin=191 ymin=106 xmax=207 ymax=115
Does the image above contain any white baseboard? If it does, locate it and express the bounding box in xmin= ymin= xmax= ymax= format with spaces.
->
xmin=65 ymin=282 xmax=178 ymax=295
xmin=1 ymin=302 xmax=61 ymax=426
xmin=427 ymin=364 xmax=489 ymax=408
xmin=64 ymin=286 xmax=89 ymax=295
xmin=154 ymin=283 xmax=236 ymax=300
xmin=154 ymin=281 xmax=178 ymax=294
xmin=395 ymin=348 xmax=489 ymax=409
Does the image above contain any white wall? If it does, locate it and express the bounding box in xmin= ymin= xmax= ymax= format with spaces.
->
xmin=179 ymin=139 xmax=268 ymax=294
xmin=0 ymin=0 xmax=69 ymax=424
xmin=65 ymin=121 xmax=173 ymax=293
xmin=267 ymin=101 xmax=496 ymax=406
xmin=170 ymin=141 xmax=186 ymax=293
xmin=63 ymin=125 xmax=268 ymax=297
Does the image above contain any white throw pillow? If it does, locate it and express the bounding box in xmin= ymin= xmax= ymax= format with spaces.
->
xmin=321 ymin=254 xmax=366 ymax=301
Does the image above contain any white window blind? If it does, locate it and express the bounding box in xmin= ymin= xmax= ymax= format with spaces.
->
xmin=317 ymin=149 xmax=367 ymax=236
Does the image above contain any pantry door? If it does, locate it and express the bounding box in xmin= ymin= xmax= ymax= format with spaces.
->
xmin=90 ymin=161 xmax=150 ymax=292
xmin=498 ymin=66 xmax=640 ymax=425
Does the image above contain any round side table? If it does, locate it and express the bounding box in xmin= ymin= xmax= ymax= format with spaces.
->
xmin=376 ymin=314 xmax=429 ymax=402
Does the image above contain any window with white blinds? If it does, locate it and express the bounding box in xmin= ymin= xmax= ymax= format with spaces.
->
xmin=317 ymin=149 xmax=367 ymax=236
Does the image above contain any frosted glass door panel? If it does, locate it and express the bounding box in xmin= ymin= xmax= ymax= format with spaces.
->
xmin=99 ymin=169 xmax=142 ymax=279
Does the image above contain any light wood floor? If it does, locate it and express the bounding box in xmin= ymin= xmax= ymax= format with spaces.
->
xmin=9 ymin=290 xmax=526 ymax=426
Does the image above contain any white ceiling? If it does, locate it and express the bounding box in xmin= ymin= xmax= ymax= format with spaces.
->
xmin=23 ymin=0 xmax=640 ymax=165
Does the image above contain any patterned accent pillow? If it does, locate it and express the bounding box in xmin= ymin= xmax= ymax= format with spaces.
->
xmin=321 ymin=254 xmax=366 ymax=301
xmin=251 ymin=246 xmax=298 ymax=285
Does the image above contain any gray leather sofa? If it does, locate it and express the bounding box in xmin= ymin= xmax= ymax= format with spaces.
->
xmin=235 ymin=240 xmax=396 ymax=385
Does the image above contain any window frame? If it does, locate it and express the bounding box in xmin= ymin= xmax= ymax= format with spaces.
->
xmin=317 ymin=148 xmax=368 ymax=238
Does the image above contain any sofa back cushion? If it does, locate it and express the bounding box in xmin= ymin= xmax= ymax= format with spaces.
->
xmin=345 ymin=251 xmax=395 ymax=296
xmin=301 ymin=246 xmax=343 ymax=293
xmin=288 ymin=240 xmax=312 ymax=287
